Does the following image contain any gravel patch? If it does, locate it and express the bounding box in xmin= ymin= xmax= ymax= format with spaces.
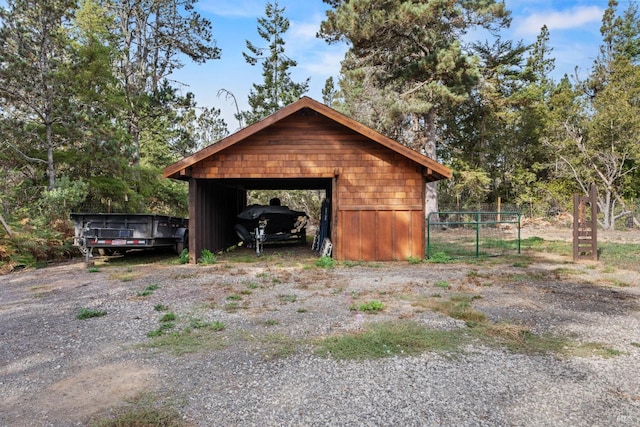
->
xmin=1 ymin=245 xmax=639 ymax=426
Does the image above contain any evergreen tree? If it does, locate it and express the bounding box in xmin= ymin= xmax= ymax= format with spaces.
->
xmin=322 ymin=76 xmax=337 ymax=107
xmin=546 ymin=0 xmax=640 ymax=229
xmin=239 ymin=0 xmax=309 ymax=125
xmin=319 ymin=0 xmax=510 ymax=214
xmin=0 ymin=0 xmax=77 ymax=191
xmin=101 ymin=0 xmax=220 ymax=165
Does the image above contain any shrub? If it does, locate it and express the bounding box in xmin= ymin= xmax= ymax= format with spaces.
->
xmin=315 ymin=256 xmax=335 ymax=268
xmin=178 ymin=249 xmax=189 ymax=264
xmin=351 ymin=300 xmax=384 ymax=313
xmin=427 ymin=252 xmax=452 ymax=263
xmin=198 ymin=249 xmax=217 ymax=265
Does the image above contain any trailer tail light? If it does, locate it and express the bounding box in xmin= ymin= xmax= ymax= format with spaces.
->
xmin=89 ymin=239 xmax=147 ymax=245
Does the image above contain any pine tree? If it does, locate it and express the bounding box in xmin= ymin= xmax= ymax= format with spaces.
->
xmin=546 ymin=0 xmax=640 ymax=229
xmin=319 ymin=0 xmax=510 ymax=214
xmin=239 ymin=1 xmax=309 ymax=125
xmin=0 ymin=0 xmax=77 ymax=190
xmin=102 ymin=0 xmax=220 ymax=165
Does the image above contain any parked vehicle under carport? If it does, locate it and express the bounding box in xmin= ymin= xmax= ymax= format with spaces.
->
xmin=234 ymin=205 xmax=308 ymax=256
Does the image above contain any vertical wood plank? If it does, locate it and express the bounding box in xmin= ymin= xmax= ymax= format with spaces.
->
xmin=341 ymin=211 xmax=361 ymax=260
xmin=394 ymin=210 xmax=411 ymax=260
xmin=377 ymin=211 xmax=394 ymax=261
xmin=360 ymin=211 xmax=376 ymax=261
xmin=411 ymin=210 xmax=424 ymax=259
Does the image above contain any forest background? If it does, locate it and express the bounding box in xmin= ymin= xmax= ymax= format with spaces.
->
xmin=0 ymin=0 xmax=639 ymax=266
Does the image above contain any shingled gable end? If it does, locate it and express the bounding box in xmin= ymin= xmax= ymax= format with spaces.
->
xmin=163 ymin=96 xmax=451 ymax=263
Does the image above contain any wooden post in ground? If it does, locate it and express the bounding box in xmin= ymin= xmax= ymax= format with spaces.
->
xmin=573 ymin=184 xmax=598 ymax=261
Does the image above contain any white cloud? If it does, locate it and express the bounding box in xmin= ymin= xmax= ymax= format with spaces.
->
xmin=514 ymin=6 xmax=604 ymax=36
xmin=290 ymin=17 xmax=322 ymax=41
xmin=302 ymin=48 xmax=347 ymax=77
xmin=199 ymin=0 xmax=263 ymax=18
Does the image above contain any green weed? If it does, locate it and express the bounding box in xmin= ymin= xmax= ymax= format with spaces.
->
xmin=278 ymin=294 xmax=297 ymax=303
xmin=351 ymin=299 xmax=384 ymax=313
xmin=434 ymin=280 xmax=450 ymax=289
xmin=188 ymin=319 xmax=225 ymax=331
xmin=76 ymin=307 xmax=107 ymax=320
xmin=145 ymin=328 xmax=227 ymax=355
xmin=512 ymin=261 xmax=529 ymax=268
xmin=178 ymin=249 xmax=189 ymax=264
xmin=315 ymin=255 xmax=336 ymax=268
xmin=198 ymin=249 xmax=217 ymax=265
xmin=137 ymin=284 xmax=159 ymax=297
xmin=159 ymin=312 xmax=176 ymax=322
xmin=91 ymin=393 xmax=184 ymax=427
xmin=427 ymin=252 xmax=452 ymax=263
xmin=315 ymin=320 xmax=466 ymax=360
xmin=223 ymin=302 xmax=240 ymax=311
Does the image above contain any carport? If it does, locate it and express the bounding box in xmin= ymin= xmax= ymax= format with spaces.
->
xmin=163 ymin=97 xmax=451 ymax=263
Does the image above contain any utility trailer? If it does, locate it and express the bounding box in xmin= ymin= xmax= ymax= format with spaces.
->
xmin=70 ymin=213 xmax=188 ymax=257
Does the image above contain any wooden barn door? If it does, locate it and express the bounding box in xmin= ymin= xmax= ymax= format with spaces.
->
xmin=337 ymin=208 xmax=423 ymax=261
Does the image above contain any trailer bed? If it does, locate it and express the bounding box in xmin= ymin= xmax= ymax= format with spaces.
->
xmin=71 ymin=213 xmax=188 ymax=255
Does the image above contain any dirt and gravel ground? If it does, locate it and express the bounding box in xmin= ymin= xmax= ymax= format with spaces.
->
xmin=1 ymin=227 xmax=639 ymax=426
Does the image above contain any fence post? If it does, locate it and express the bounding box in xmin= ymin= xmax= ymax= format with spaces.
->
xmin=426 ymin=213 xmax=431 ymax=259
xmin=517 ymin=213 xmax=521 ymax=254
xmin=476 ymin=211 xmax=480 ymax=257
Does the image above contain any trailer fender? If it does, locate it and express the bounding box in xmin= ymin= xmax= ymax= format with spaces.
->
xmin=175 ymin=227 xmax=189 ymax=254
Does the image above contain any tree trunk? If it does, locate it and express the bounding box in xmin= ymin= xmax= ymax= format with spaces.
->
xmin=46 ymin=119 xmax=55 ymax=190
xmin=422 ymin=110 xmax=439 ymax=218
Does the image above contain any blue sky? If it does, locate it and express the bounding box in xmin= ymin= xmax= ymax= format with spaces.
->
xmin=170 ymin=0 xmax=611 ymax=129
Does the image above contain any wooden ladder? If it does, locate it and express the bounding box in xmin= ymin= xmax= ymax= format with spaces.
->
xmin=573 ymin=184 xmax=598 ymax=261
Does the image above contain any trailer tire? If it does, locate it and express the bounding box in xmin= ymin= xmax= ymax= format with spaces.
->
xmin=176 ymin=231 xmax=188 ymax=254
xmin=234 ymin=224 xmax=252 ymax=244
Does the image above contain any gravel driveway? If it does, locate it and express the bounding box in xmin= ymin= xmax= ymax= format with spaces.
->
xmin=1 ymin=242 xmax=639 ymax=426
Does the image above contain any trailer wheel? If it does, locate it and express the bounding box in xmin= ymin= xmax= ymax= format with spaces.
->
xmin=176 ymin=231 xmax=189 ymax=254
xmin=234 ymin=224 xmax=252 ymax=244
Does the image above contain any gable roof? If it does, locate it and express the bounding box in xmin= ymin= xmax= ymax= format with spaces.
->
xmin=163 ymin=96 xmax=452 ymax=181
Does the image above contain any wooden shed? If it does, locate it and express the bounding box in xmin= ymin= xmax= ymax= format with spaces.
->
xmin=163 ymin=97 xmax=451 ymax=263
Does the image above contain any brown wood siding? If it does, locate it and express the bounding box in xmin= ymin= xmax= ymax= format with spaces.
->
xmin=188 ymin=180 xmax=245 ymax=263
xmin=188 ymin=114 xmax=424 ymax=201
xmin=337 ymin=209 xmax=424 ymax=261
xmin=185 ymin=110 xmax=429 ymax=262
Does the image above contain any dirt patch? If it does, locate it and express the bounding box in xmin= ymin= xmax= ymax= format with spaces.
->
xmin=42 ymin=362 xmax=156 ymax=422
